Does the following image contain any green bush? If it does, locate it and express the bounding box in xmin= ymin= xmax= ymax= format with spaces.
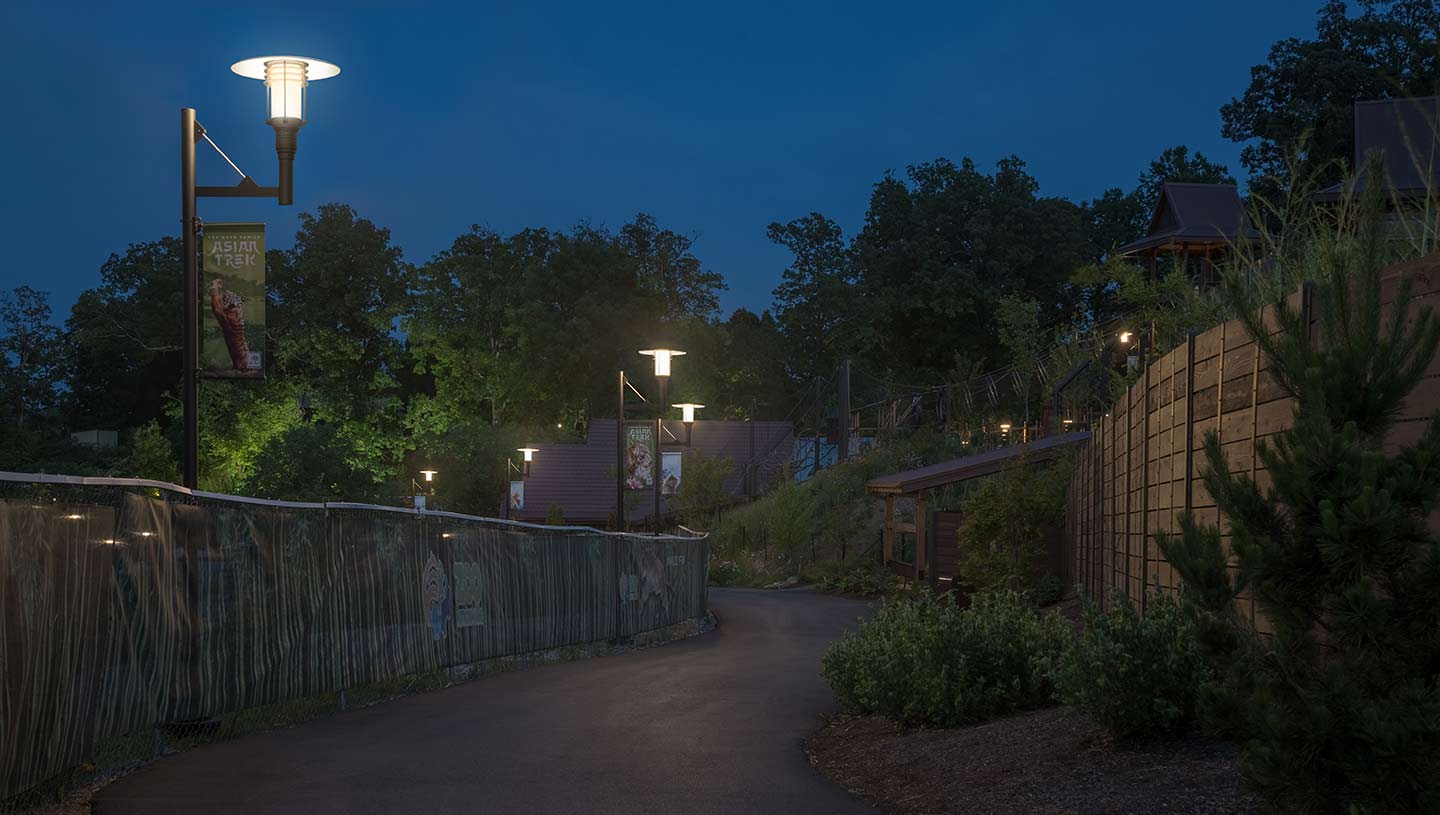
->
xmin=822 ymin=590 xmax=1070 ymax=727
xmin=708 ymin=559 xmax=746 ymax=587
xmin=955 ymin=456 xmax=1070 ymax=597
xmin=1051 ymin=590 xmax=1208 ymax=739
xmin=816 ymin=565 xmax=901 ymax=596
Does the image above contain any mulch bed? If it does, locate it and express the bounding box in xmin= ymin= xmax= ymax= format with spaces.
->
xmin=806 ymin=707 xmax=1259 ymax=815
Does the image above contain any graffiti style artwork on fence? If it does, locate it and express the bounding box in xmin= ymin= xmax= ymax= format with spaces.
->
xmin=0 ymin=474 xmax=708 ymax=803
xmin=1065 ymin=259 xmax=1440 ymax=622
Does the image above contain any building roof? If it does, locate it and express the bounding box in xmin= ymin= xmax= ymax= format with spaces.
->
xmin=1115 ymin=182 xmax=1261 ymax=256
xmin=864 ymin=431 xmax=1091 ymax=496
xmin=1315 ymin=96 xmax=1440 ymax=201
xmin=513 ymin=418 xmax=794 ymax=525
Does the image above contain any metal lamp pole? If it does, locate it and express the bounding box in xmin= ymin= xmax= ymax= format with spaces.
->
xmin=178 ymin=55 xmax=339 ymax=488
xmin=616 ymin=349 xmax=684 ymax=532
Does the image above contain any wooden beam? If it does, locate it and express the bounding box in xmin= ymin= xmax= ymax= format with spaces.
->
xmin=883 ymin=495 xmax=894 ymax=564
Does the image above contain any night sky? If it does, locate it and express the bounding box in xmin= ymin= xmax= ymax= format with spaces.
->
xmin=3 ymin=1 xmax=1318 ymax=318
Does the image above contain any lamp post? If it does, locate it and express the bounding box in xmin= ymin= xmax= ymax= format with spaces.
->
xmin=503 ymin=448 xmax=537 ymax=519
xmin=618 ymin=348 xmax=684 ymax=531
xmin=179 ymin=55 xmax=339 ymax=488
xmin=672 ymin=402 xmax=704 ymax=446
xmin=413 ymin=468 xmax=438 ymax=510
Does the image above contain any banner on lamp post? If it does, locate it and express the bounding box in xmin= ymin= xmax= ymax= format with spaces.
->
xmin=509 ymin=481 xmax=525 ymax=511
xmin=624 ymin=423 xmax=655 ymax=490
xmin=201 ymin=222 xmax=266 ymax=378
xmin=661 ymin=451 xmax=683 ymax=496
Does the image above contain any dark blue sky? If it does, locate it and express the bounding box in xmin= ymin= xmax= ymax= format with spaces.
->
xmin=3 ymin=1 xmax=1318 ymax=318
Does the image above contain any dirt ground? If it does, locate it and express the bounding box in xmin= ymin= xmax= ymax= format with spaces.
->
xmin=806 ymin=707 xmax=1258 ymax=815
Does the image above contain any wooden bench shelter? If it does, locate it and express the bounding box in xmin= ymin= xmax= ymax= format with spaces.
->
xmin=865 ymin=431 xmax=1091 ymax=588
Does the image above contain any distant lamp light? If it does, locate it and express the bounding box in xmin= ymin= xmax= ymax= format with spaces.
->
xmin=63 ymin=513 xmax=83 ymax=520
xmin=420 ymin=469 xmax=438 ymax=483
xmin=672 ymin=403 xmax=704 ymax=424
xmin=1119 ymin=331 xmax=1133 ymax=344
xmin=1063 ymin=418 xmax=1075 ymax=426
xmin=517 ymin=447 xmax=539 ymax=477
xmin=638 ymin=348 xmax=685 ymax=378
xmin=999 ymin=423 xmax=1012 ymax=432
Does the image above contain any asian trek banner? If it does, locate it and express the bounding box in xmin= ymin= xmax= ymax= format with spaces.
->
xmin=624 ymin=423 xmax=655 ymax=490
xmin=661 ymin=451 xmax=682 ymax=496
xmin=202 ymin=222 xmax=266 ymax=378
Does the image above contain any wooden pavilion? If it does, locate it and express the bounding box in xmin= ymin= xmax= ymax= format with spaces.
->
xmin=1114 ymin=182 xmax=1261 ymax=290
xmin=864 ymin=431 xmax=1090 ymax=590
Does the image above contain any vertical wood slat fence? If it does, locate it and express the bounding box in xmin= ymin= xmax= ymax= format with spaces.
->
xmin=1065 ymin=258 xmax=1440 ymax=617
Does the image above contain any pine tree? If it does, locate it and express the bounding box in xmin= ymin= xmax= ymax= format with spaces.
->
xmin=1158 ymin=172 xmax=1440 ymax=813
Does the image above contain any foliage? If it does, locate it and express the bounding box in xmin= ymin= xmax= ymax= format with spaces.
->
xmin=0 ymin=286 xmax=66 ymax=430
xmin=815 ymin=565 xmax=902 ymax=596
xmin=852 ymin=156 xmax=1092 ymax=381
xmin=1134 ymin=145 xmax=1235 ymax=213
xmin=707 ymin=558 xmax=747 ymax=587
xmin=1221 ymin=0 xmax=1440 ymax=200
xmin=544 ymin=504 xmax=566 ymax=526
xmin=125 ymin=421 xmax=177 ymax=483
xmin=709 ymin=430 xmax=971 ymax=568
xmin=1051 ymin=590 xmax=1209 ymax=740
xmin=675 ymin=452 xmax=734 ymax=529
xmin=769 ymin=212 xmax=856 ymax=382
xmin=243 ymin=422 xmax=389 ymax=503
xmin=955 ymin=457 xmax=1071 ymax=596
xmin=822 ymin=590 xmax=1070 ymax=727
xmin=1156 ymin=174 xmax=1440 ymax=813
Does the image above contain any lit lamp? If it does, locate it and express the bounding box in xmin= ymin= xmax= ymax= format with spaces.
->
xmin=517 ymin=447 xmax=539 ymax=477
xmin=999 ymin=422 xmax=1012 ymax=434
xmin=672 ymin=403 xmax=704 ymax=446
xmin=1119 ymin=331 xmax=1133 ymax=344
xmin=638 ymin=348 xmax=685 ymax=405
xmin=230 ymin=56 xmax=341 ymax=205
xmin=420 ymin=469 xmax=438 ymax=483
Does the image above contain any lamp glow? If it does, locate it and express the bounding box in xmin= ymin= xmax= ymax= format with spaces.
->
xmin=672 ymin=403 xmax=704 ymax=424
xmin=1119 ymin=331 xmax=1133 ymax=344
xmin=517 ymin=447 xmax=539 ymax=463
xmin=420 ymin=469 xmax=438 ymax=482
xmin=638 ymin=348 xmax=685 ymax=378
xmin=231 ymin=56 xmax=340 ymax=124
xmin=999 ymin=423 xmax=1012 ymax=432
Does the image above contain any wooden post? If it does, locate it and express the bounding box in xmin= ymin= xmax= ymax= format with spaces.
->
xmin=883 ymin=495 xmax=894 ymax=564
xmin=915 ymin=492 xmax=928 ymax=580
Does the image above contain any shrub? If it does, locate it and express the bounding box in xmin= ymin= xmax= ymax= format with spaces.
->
xmin=707 ymin=559 xmax=746 ymax=587
xmin=1051 ymin=590 xmax=1208 ymax=739
xmin=816 ymin=565 xmax=901 ymax=596
xmin=822 ymin=590 xmax=1070 ymax=727
xmin=955 ymin=457 xmax=1070 ymax=597
xmin=1157 ymin=162 xmax=1440 ymax=812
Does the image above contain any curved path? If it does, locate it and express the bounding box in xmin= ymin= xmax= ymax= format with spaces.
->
xmin=94 ymin=588 xmax=875 ymax=814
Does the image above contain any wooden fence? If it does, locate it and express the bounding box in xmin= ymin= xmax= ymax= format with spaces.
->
xmin=1065 ymin=257 xmax=1440 ymax=624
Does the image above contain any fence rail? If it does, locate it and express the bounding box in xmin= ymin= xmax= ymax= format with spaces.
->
xmin=1065 ymin=257 xmax=1440 ymax=619
xmin=0 ymin=473 xmax=708 ymax=802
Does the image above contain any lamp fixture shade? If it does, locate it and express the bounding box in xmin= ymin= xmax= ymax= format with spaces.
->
xmin=637 ymin=348 xmax=685 ymax=378
xmin=517 ymin=447 xmax=539 ymax=463
xmin=231 ymin=56 xmax=340 ymax=124
xmin=672 ymin=403 xmax=704 ymax=423
xmin=420 ymin=469 xmax=438 ymax=482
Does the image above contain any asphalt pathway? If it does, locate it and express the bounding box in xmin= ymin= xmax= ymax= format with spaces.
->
xmin=94 ymin=588 xmax=876 ymax=814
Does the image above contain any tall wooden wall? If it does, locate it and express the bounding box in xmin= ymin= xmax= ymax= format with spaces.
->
xmin=1065 ymin=258 xmax=1440 ymax=625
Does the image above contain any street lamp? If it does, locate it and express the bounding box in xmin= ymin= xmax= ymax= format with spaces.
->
xmin=179 ymin=55 xmax=339 ymax=489
xmin=672 ymin=402 xmax=704 ymax=446
xmin=617 ymin=347 xmax=685 ymax=531
xmin=516 ymin=447 xmax=538 ymax=477
xmin=412 ymin=468 xmax=437 ymax=510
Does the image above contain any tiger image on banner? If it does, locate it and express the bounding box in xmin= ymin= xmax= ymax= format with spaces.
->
xmin=422 ymin=552 xmax=450 ymax=641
